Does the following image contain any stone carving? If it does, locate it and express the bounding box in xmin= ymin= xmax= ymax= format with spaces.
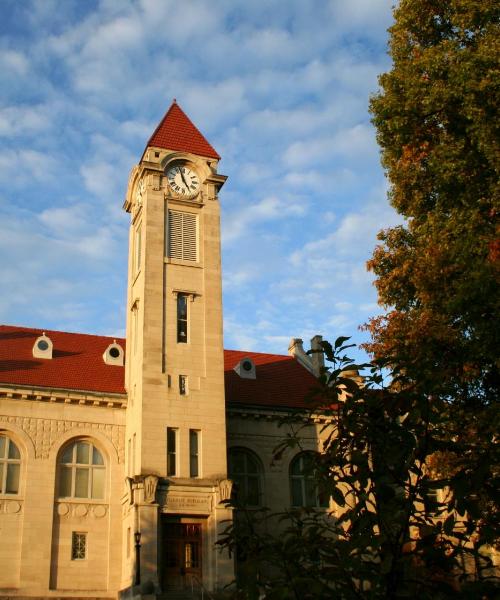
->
xmin=54 ymin=502 xmax=108 ymax=519
xmin=57 ymin=503 xmax=69 ymax=516
xmin=0 ymin=414 xmax=124 ymax=463
xmin=125 ymin=476 xmax=134 ymax=505
xmin=93 ymin=505 xmax=107 ymax=518
xmin=217 ymin=479 xmax=233 ymax=503
xmin=143 ymin=474 xmax=159 ymax=504
xmin=1 ymin=500 xmax=22 ymax=514
xmin=75 ymin=504 xmax=88 ymax=517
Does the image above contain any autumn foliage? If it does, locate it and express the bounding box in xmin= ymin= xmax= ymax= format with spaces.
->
xmin=366 ymin=0 xmax=499 ymax=405
xmin=219 ymin=3 xmax=499 ymax=598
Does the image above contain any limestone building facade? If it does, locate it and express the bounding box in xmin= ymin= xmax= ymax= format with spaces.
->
xmin=0 ymin=102 xmax=332 ymax=598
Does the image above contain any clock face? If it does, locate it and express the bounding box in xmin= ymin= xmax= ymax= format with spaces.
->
xmin=166 ymin=165 xmax=200 ymax=197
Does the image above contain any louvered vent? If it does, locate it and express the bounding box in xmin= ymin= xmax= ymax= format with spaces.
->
xmin=167 ymin=210 xmax=198 ymax=261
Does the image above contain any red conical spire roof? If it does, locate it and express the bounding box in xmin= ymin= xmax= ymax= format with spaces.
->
xmin=144 ymin=100 xmax=220 ymax=159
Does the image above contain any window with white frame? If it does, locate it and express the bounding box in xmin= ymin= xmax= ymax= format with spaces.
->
xmin=71 ymin=532 xmax=87 ymax=560
xmin=0 ymin=434 xmax=21 ymax=494
xmin=59 ymin=440 xmax=105 ymax=500
xmin=166 ymin=428 xmax=178 ymax=477
xmin=167 ymin=210 xmax=198 ymax=261
xmin=290 ymin=452 xmax=328 ymax=508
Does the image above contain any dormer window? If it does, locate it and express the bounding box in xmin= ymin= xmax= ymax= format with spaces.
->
xmin=32 ymin=333 xmax=53 ymax=359
xmin=234 ymin=357 xmax=256 ymax=379
xmin=103 ymin=341 xmax=124 ymax=366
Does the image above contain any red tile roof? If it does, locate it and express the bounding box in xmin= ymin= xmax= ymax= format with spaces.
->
xmin=0 ymin=325 xmax=318 ymax=409
xmin=224 ymin=349 xmax=319 ymax=410
xmin=0 ymin=325 xmax=126 ymax=395
xmin=144 ymin=100 xmax=220 ymax=160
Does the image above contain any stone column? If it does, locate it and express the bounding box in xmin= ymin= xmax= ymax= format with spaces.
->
xmin=214 ymin=479 xmax=234 ymax=590
xmin=135 ymin=475 xmax=159 ymax=595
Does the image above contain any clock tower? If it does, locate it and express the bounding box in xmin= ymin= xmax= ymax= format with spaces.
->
xmin=122 ymin=101 xmax=232 ymax=593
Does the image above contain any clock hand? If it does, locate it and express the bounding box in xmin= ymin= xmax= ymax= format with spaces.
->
xmin=179 ymin=168 xmax=189 ymax=189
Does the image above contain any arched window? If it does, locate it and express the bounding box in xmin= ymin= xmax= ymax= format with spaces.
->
xmin=228 ymin=447 xmax=263 ymax=507
xmin=0 ymin=434 xmax=21 ymax=494
xmin=290 ymin=452 xmax=328 ymax=508
xmin=58 ymin=440 xmax=105 ymax=500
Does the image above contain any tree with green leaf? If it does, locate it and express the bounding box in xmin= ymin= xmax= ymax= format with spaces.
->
xmin=219 ymin=2 xmax=499 ymax=597
xmin=366 ymin=0 xmax=499 ymax=407
xmin=365 ymin=0 xmax=499 ymax=584
xmin=220 ymin=338 xmax=498 ymax=598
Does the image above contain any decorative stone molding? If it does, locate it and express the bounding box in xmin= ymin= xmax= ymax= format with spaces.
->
xmin=55 ymin=502 xmax=108 ymax=519
xmin=125 ymin=476 xmax=134 ymax=505
xmin=226 ymin=405 xmax=335 ymax=425
xmin=143 ymin=475 xmax=159 ymax=504
xmin=0 ymin=386 xmax=126 ymax=409
xmin=93 ymin=504 xmax=107 ymax=518
xmin=217 ymin=479 xmax=233 ymax=504
xmin=0 ymin=414 xmax=125 ymax=463
xmin=0 ymin=499 xmax=23 ymax=514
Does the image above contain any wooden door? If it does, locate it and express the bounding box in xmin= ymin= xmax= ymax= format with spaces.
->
xmin=163 ymin=522 xmax=202 ymax=590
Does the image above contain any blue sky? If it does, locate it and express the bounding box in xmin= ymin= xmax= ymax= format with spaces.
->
xmin=0 ymin=0 xmax=400 ymax=360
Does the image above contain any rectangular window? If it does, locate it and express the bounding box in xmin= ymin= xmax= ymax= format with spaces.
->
xmin=179 ymin=375 xmax=187 ymax=395
xmin=71 ymin=532 xmax=87 ymax=560
xmin=167 ymin=428 xmax=178 ymax=477
xmin=167 ymin=210 xmax=198 ymax=261
xmin=126 ymin=527 xmax=131 ymax=558
xmin=177 ymin=294 xmax=188 ymax=343
xmin=134 ymin=224 xmax=142 ymax=274
xmin=189 ymin=430 xmax=200 ymax=478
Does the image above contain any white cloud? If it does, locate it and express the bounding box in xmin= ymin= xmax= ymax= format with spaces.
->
xmin=328 ymin=0 xmax=394 ymax=40
xmin=283 ymin=123 xmax=377 ymax=168
xmin=223 ymin=315 xmax=260 ymax=351
xmin=82 ymin=15 xmax=144 ymax=57
xmin=0 ymin=105 xmax=51 ymax=137
xmin=222 ymin=194 xmax=306 ymax=244
xmin=0 ymin=49 xmax=29 ymax=75
xmin=0 ymin=0 xmax=395 ymax=359
xmin=0 ymin=149 xmax=57 ymax=184
xmin=38 ymin=204 xmax=89 ymax=234
xmin=290 ymin=196 xmax=400 ymax=268
xmin=283 ymin=168 xmax=356 ymax=193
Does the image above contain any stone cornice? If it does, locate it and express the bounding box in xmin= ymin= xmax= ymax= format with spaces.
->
xmin=226 ymin=404 xmax=335 ymax=425
xmin=0 ymin=384 xmax=127 ymax=409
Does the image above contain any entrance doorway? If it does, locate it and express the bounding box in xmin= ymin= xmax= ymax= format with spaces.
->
xmin=162 ymin=520 xmax=202 ymax=590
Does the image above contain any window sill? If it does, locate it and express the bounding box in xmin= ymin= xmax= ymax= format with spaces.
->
xmin=165 ymin=257 xmax=203 ymax=269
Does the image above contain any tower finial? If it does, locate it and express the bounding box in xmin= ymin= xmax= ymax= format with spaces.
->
xmin=173 ymin=98 xmax=177 ymax=103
